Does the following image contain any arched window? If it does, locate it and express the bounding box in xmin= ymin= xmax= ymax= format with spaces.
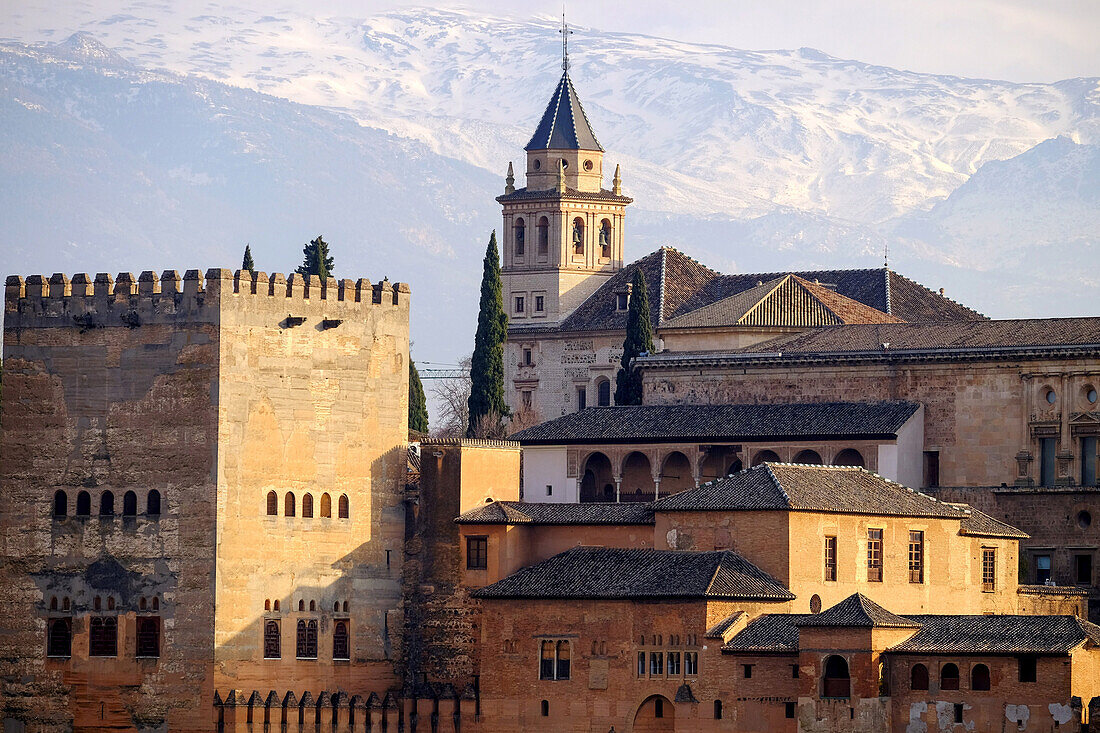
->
xmin=752 ymin=449 xmax=781 ymax=467
xmin=296 ymin=619 xmax=318 ymax=659
xmin=334 ymin=601 xmax=339 ymax=612
xmin=62 ymin=597 xmax=70 ymax=611
xmin=285 ymin=492 xmax=296 ymax=517
xmin=99 ymin=491 xmax=114 ymax=516
xmin=320 ymin=493 xmax=331 ymax=518
xmin=823 ymin=656 xmax=850 ymax=698
xmin=556 ymin=640 xmax=571 ymax=679
xmin=264 ymin=620 xmax=281 ymax=659
xmin=537 ymin=217 xmax=549 ymax=256
xmin=299 ymin=600 xmax=305 ymax=611
xmin=265 ymin=599 xmax=271 ymax=611
xmin=541 ymin=700 xmax=549 ymax=717
xmin=333 ymin=620 xmax=350 ymax=660
xmin=971 ymin=663 xmax=990 ymax=691
xmin=342 ymin=601 xmax=348 ymax=612
xmin=514 ymin=218 xmax=525 ymax=257
xmin=107 ymin=597 xmax=115 ymax=610
xmin=833 ymin=448 xmax=865 ymax=467
xmin=940 ymin=663 xmax=960 ymax=691
xmin=52 ymin=490 xmax=67 ymax=517
xmin=302 ymin=494 xmax=314 ymax=518
xmin=76 ymin=491 xmax=91 ymax=516
xmin=89 ymin=617 xmax=117 ymax=657
xmin=338 ymin=494 xmax=349 ymax=519
xmin=94 ymin=596 xmax=102 ymax=611
xmin=572 ymin=217 xmax=585 ymax=255
xmin=50 ymin=596 xmax=58 ymax=610
xmin=266 ymin=491 xmax=278 ymax=516
xmin=146 ymin=489 xmax=161 ymax=516
xmin=599 ymin=219 xmax=612 ymax=258
xmin=810 ymin=594 xmax=822 ymax=613
xmin=152 ymin=597 xmax=159 ymax=610
xmin=47 ymin=618 xmax=72 ymax=657
xmin=309 ymin=600 xmax=316 ymax=612
xmin=273 ymin=600 xmax=280 ymax=611
xmin=596 ymin=379 xmax=611 ymax=407
xmin=713 ymin=700 xmax=722 ymax=719
xmin=910 ymin=663 xmax=929 ymax=690
xmin=123 ymin=491 xmax=137 ymax=516
xmin=140 ymin=597 xmax=148 ymax=611
xmin=793 ymin=449 xmax=822 ymax=465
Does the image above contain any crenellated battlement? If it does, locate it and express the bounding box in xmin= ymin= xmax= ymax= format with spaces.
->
xmin=5 ymin=268 xmax=410 ymax=328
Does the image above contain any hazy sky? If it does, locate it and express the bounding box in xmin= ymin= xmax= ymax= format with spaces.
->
xmin=2 ymin=0 xmax=1097 ymax=82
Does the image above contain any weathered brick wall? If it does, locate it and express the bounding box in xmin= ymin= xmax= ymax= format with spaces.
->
xmin=1 ymin=271 xmax=220 ymax=732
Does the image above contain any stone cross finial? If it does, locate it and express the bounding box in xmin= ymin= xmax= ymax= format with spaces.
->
xmin=505 ymin=161 xmax=515 ymax=194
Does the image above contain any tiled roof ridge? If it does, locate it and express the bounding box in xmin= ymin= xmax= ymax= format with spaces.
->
xmin=657 ymin=247 xmax=669 ymax=324
xmin=883 ymin=269 xmax=893 ymax=315
xmin=544 ymin=74 xmax=566 ymax=151
xmin=786 ymin=274 xmax=905 ymax=325
xmin=761 ymin=463 xmax=791 ymax=507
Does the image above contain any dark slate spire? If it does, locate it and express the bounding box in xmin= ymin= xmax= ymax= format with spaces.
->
xmin=525 ymin=72 xmax=604 ymax=152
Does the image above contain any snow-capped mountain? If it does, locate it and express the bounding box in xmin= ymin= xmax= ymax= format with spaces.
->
xmin=1 ymin=6 xmax=1098 ymax=368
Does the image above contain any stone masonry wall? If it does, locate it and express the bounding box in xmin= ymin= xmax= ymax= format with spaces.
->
xmin=1 ymin=271 xmax=220 ymax=732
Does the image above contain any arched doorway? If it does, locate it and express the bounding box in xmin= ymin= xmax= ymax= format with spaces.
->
xmin=580 ymin=452 xmax=614 ymax=503
xmin=794 ymin=449 xmax=823 ymax=465
xmin=752 ymin=449 xmax=781 ymax=467
xmin=833 ymin=448 xmax=865 ymax=467
xmin=621 ymin=452 xmax=654 ymax=502
xmin=822 ymin=655 xmax=850 ymax=698
xmin=633 ymin=695 xmax=675 ymax=732
xmin=660 ymin=452 xmax=694 ymax=494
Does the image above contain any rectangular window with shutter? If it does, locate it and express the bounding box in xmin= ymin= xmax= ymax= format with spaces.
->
xmin=136 ymin=616 xmax=160 ymax=658
xmin=867 ymin=529 xmax=883 ymax=582
xmin=824 ymin=536 xmax=837 ymax=581
xmin=982 ymin=548 xmax=997 ymax=592
xmin=908 ymin=531 xmax=924 ymax=583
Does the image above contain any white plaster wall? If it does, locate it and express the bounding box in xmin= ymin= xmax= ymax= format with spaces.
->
xmin=522 ymin=446 xmax=574 ymax=503
xmin=877 ymin=406 xmax=925 ymax=488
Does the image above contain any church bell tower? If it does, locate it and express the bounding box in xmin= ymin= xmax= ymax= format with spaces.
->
xmin=497 ymin=20 xmax=632 ymax=328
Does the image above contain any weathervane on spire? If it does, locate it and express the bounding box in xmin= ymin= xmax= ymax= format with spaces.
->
xmin=560 ymin=9 xmax=572 ymax=73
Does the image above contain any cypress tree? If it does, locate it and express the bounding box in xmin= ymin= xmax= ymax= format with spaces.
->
xmin=467 ymin=231 xmax=509 ymax=436
xmin=296 ymin=236 xmax=334 ymax=280
xmin=614 ymin=268 xmax=654 ymax=406
xmin=242 ymin=244 xmax=254 ymax=271
xmin=408 ymin=359 xmax=429 ymax=433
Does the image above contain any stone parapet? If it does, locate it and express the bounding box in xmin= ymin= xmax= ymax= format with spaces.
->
xmin=4 ymin=269 xmax=410 ymax=328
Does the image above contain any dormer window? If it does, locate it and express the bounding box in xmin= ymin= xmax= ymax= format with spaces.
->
xmin=615 ymin=292 xmax=629 ymax=311
xmin=514 ymin=218 xmax=525 ymax=257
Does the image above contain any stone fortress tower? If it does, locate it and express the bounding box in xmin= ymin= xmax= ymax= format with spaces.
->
xmin=0 ymin=269 xmax=410 ymax=731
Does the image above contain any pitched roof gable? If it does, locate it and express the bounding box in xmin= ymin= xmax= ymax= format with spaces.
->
xmin=794 ymin=593 xmax=921 ymax=628
xmin=652 ymin=463 xmax=969 ymax=519
xmin=472 ymin=547 xmax=793 ymax=601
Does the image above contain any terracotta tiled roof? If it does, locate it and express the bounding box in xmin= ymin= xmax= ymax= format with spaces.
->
xmin=454 ymin=501 xmax=654 ymax=525
xmin=889 ymin=615 xmax=1100 ymax=655
xmin=721 ymin=615 xmax=806 ymax=654
xmin=949 ymin=504 xmax=1030 ymax=539
xmin=510 ymin=401 xmax=920 ymax=445
xmin=652 ymin=463 xmax=970 ymax=519
xmin=531 ymin=248 xmax=984 ymax=337
xmin=794 ymin=593 xmax=921 ymax=628
xmin=725 ymin=613 xmax=1100 ymax=655
xmin=473 ymin=547 xmax=794 ymax=601
xmin=740 ymin=318 xmax=1100 ymax=354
